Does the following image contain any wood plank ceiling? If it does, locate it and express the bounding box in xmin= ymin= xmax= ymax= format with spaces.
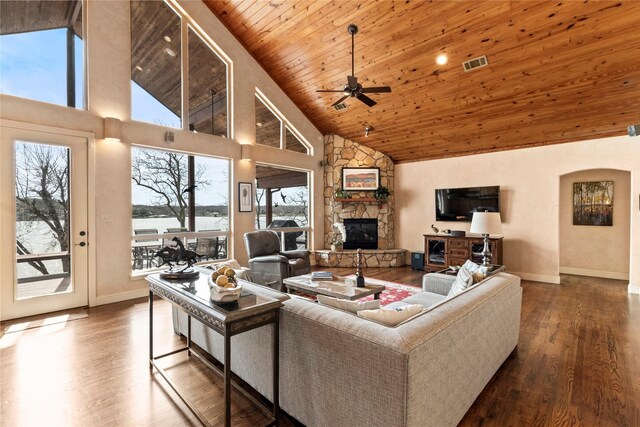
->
xmin=205 ymin=0 xmax=640 ymax=163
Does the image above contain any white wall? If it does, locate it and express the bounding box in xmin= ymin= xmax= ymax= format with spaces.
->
xmin=395 ymin=136 xmax=640 ymax=293
xmin=0 ymin=0 xmax=324 ymax=306
xmin=559 ymin=169 xmax=630 ymax=280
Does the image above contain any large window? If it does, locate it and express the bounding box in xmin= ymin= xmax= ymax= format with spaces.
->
xmin=255 ymin=93 xmax=310 ymax=154
xmin=131 ymin=147 xmax=230 ymax=272
xmin=130 ymin=1 xmax=229 ymax=136
xmin=255 ymin=165 xmax=309 ymax=250
xmin=188 ymin=27 xmax=227 ymax=137
xmin=131 ymin=0 xmax=181 ymax=128
xmin=0 ymin=0 xmax=84 ymax=109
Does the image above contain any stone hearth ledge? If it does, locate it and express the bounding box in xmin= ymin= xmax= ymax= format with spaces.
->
xmin=314 ymin=249 xmax=407 ymax=268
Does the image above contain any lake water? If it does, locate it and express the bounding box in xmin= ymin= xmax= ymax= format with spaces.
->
xmin=17 ymin=215 xmax=306 ymax=277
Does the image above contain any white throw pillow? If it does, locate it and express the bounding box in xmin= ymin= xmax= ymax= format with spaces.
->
xmin=461 ymin=259 xmax=488 ymax=283
xmin=447 ymin=266 xmax=474 ymax=298
xmin=317 ymin=295 xmax=380 ymax=314
xmin=357 ymin=304 xmax=423 ymax=326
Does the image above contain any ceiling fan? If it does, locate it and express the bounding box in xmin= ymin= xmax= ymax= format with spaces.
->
xmin=316 ymin=24 xmax=391 ymax=108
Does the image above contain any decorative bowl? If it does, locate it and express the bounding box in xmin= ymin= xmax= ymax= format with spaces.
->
xmin=208 ymin=276 xmax=243 ymax=302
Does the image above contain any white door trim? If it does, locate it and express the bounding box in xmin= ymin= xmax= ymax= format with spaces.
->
xmin=0 ymin=119 xmax=96 ymax=319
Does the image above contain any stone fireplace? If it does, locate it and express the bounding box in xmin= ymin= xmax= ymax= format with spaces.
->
xmin=316 ymin=135 xmax=406 ymax=268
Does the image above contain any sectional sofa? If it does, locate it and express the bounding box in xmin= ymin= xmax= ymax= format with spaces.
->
xmin=172 ymin=271 xmax=522 ymax=426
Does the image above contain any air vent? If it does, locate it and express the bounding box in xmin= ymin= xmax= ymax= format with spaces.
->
xmin=333 ymin=102 xmax=348 ymax=111
xmin=463 ymin=55 xmax=488 ymax=72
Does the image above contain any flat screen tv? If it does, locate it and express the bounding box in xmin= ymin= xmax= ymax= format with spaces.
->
xmin=435 ymin=186 xmax=500 ymax=222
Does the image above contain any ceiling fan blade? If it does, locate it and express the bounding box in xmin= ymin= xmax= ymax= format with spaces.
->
xmin=331 ymin=95 xmax=350 ymax=107
xmin=356 ymin=93 xmax=377 ymax=107
xmin=347 ymin=75 xmax=358 ymax=89
xmin=361 ymin=86 xmax=392 ymax=93
xmin=316 ymin=89 xmax=345 ymax=93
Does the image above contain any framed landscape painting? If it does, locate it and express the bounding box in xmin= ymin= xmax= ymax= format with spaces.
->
xmin=573 ymin=181 xmax=613 ymax=226
xmin=342 ymin=167 xmax=380 ymax=191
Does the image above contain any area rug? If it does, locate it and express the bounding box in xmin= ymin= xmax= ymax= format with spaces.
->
xmin=344 ymin=275 xmax=420 ymax=306
xmin=291 ymin=276 xmax=420 ymax=306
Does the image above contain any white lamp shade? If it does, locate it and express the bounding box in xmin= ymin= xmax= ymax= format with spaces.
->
xmin=470 ymin=211 xmax=503 ymax=235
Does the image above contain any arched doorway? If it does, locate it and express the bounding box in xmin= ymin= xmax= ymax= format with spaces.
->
xmin=559 ymin=169 xmax=631 ymax=280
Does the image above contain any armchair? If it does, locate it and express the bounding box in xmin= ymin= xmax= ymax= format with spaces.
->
xmin=243 ymin=230 xmax=311 ymax=290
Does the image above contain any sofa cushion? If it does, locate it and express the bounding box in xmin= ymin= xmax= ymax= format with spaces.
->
xmin=317 ymin=295 xmax=380 ymax=314
xmin=357 ymin=304 xmax=423 ymax=326
xmin=447 ymin=266 xmax=474 ymax=298
xmin=402 ymin=292 xmax=447 ymax=308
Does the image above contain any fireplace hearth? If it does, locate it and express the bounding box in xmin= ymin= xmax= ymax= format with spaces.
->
xmin=343 ymin=218 xmax=378 ymax=250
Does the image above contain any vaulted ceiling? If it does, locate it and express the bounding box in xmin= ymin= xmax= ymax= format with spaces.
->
xmin=205 ymin=0 xmax=640 ymax=163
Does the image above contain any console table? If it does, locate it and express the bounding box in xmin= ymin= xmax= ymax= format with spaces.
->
xmin=423 ymin=234 xmax=503 ymax=272
xmin=147 ymin=272 xmax=282 ymax=427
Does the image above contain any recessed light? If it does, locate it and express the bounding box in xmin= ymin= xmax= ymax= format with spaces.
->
xmin=135 ymin=65 xmax=143 ymax=72
xmin=165 ymin=47 xmax=176 ymax=57
xmin=256 ymin=122 xmax=263 ymax=127
xmin=164 ymin=35 xmax=171 ymax=43
xmin=436 ymin=54 xmax=448 ymax=65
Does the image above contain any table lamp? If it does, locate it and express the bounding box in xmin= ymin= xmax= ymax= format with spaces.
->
xmin=469 ymin=211 xmax=503 ymax=267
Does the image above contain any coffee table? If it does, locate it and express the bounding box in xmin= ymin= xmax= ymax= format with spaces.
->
xmin=283 ymin=274 xmax=385 ymax=300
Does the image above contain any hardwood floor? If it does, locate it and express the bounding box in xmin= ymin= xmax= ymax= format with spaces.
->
xmin=1 ymin=268 xmax=638 ymax=426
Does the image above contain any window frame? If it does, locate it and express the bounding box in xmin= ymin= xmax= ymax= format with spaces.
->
xmin=130 ymin=0 xmax=233 ymax=138
xmin=255 ymin=89 xmax=312 ymax=155
xmin=130 ymin=145 xmax=232 ymax=275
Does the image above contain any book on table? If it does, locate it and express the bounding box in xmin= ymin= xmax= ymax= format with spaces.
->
xmin=311 ymin=271 xmax=333 ymax=281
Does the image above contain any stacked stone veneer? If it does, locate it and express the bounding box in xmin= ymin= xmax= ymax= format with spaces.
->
xmin=323 ymin=134 xmax=395 ymax=249
xmin=315 ymin=249 xmax=406 ymax=268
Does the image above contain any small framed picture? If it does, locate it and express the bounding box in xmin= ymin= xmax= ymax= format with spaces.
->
xmin=238 ymin=182 xmax=253 ymax=212
xmin=342 ymin=167 xmax=380 ymax=191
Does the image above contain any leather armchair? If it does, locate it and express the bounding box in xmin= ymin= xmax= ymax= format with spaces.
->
xmin=243 ymin=230 xmax=311 ymax=290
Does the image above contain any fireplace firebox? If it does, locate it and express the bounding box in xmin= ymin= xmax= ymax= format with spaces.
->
xmin=343 ymin=219 xmax=378 ymax=250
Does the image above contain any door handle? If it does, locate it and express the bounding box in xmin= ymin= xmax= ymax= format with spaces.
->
xmin=79 ymin=231 xmax=86 ymax=236
xmin=76 ymin=242 xmax=87 ymax=247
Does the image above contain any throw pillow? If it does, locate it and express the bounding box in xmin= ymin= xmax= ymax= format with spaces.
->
xmin=447 ymin=266 xmax=474 ymax=298
xmin=317 ymin=295 xmax=380 ymax=314
xmin=357 ymin=304 xmax=423 ymax=326
xmin=462 ymin=259 xmax=480 ymax=273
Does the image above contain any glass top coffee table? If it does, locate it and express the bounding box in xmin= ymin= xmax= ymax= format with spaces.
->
xmin=283 ymin=274 xmax=385 ymax=300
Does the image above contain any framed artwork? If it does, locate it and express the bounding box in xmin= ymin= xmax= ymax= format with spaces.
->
xmin=573 ymin=181 xmax=613 ymax=226
xmin=342 ymin=167 xmax=380 ymax=191
xmin=238 ymin=182 xmax=253 ymax=212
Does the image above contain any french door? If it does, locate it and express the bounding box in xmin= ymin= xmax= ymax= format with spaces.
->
xmin=0 ymin=125 xmax=88 ymax=320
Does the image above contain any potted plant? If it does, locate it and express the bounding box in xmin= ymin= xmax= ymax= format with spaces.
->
xmin=335 ymin=188 xmax=351 ymax=199
xmin=374 ymin=185 xmax=391 ymax=202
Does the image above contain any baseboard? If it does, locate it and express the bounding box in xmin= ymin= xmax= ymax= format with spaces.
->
xmin=628 ymin=284 xmax=640 ymax=295
xmin=94 ymin=288 xmax=149 ymax=306
xmin=559 ymin=267 xmax=629 ymax=281
xmin=508 ymin=271 xmax=561 ymax=284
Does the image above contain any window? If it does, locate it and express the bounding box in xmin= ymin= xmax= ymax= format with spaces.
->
xmin=255 ymin=96 xmax=280 ymax=148
xmin=188 ymin=27 xmax=228 ymax=137
xmin=131 ymin=0 xmax=182 ymax=128
xmin=131 ymin=146 xmax=230 ymax=272
xmin=255 ymin=92 xmax=310 ymax=154
xmin=255 ymin=165 xmax=310 ymax=250
xmin=130 ymin=2 xmax=230 ymax=135
xmin=285 ymin=128 xmax=308 ymax=154
xmin=0 ymin=0 xmax=84 ymax=109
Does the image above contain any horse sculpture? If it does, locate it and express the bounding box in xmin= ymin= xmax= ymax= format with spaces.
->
xmin=154 ymin=237 xmax=201 ymax=272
